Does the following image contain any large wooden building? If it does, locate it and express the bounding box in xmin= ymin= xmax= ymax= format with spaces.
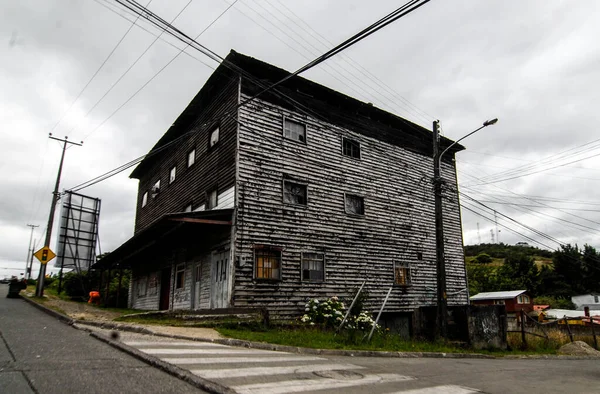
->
xmin=96 ymin=50 xmax=468 ymax=319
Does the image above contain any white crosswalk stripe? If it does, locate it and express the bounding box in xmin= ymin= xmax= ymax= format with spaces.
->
xmin=192 ymin=363 xmax=364 ymax=379
xmin=141 ymin=347 xmax=285 ymax=355
xmin=162 ymin=355 xmax=326 ymax=365
xmin=121 ymin=337 xmax=485 ymax=394
xmin=231 ymin=373 xmax=415 ymax=394
xmin=123 ymin=341 xmax=228 ymax=347
xmin=385 ymin=385 xmax=482 ymax=394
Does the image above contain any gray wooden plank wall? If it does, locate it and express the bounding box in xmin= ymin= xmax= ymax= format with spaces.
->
xmin=232 ymin=97 xmax=467 ymax=319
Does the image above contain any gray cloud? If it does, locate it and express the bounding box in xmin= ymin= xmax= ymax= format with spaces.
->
xmin=1 ymin=0 xmax=600 ymax=278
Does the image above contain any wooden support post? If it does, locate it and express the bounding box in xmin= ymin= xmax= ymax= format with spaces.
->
xmin=590 ymin=317 xmax=598 ymax=350
xmin=564 ymin=315 xmax=574 ymax=342
xmin=116 ymin=267 xmax=123 ymax=308
xmin=520 ymin=309 xmax=527 ymax=349
xmin=105 ymin=269 xmax=111 ymax=306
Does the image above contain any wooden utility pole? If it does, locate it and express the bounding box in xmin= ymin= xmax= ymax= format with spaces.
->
xmin=35 ymin=134 xmax=82 ymax=297
xmin=432 ymin=120 xmax=448 ymax=339
xmin=25 ymin=224 xmax=38 ymax=277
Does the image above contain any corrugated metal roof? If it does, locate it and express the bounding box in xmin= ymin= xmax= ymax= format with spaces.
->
xmin=470 ymin=290 xmax=527 ymax=301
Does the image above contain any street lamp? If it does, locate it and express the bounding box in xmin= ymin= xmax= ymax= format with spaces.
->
xmin=432 ymin=118 xmax=498 ymax=339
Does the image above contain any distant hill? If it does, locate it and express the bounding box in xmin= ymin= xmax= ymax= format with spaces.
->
xmin=464 ymin=243 xmax=553 ymax=259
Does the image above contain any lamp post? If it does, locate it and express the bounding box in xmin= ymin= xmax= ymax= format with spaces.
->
xmin=432 ymin=118 xmax=498 ymax=339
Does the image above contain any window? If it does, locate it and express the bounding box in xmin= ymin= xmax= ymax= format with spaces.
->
xmin=137 ymin=276 xmax=147 ymax=297
xmin=209 ymin=127 xmax=219 ymax=148
xmin=494 ymin=300 xmax=506 ymax=305
xmin=175 ymin=264 xmax=185 ymax=289
xmin=142 ymin=191 xmax=148 ymax=207
xmin=517 ymin=294 xmax=530 ymax=304
xmin=255 ymin=247 xmax=281 ymax=280
xmin=302 ymin=253 xmax=324 ymax=282
xmin=342 ymin=137 xmax=361 ymax=159
xmin=152 ymin=179 xmax=161 ymax=195
xmin=283 ymin=118 xmax=306 ymax=143
xmin=169 ymin=166 xmax=176 ymax=184
xmin=283 ymin=180 xmax=307 ymax=205
xmin=187 ymin=149 xmax=196 ymax=168
xmin=184 ymin=203 xmax=193 ymax=212
xmin=595 ymin=295 xmax=599 ymax=303
xmin=394 ymin=262 xmax=411 ymax=286
xmin=206 ymin=188 xmax=218 ymax=209
xmin=345 ymin=193 xmax=364 ymax=215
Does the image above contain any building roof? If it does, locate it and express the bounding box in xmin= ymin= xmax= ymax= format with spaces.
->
xmin=470 ymin=290 xmax=528 ymax=301
xmin=130 ymin=50 xmax=464 ymax=179
xmin=93 ymin=209 xmax=233 ymax=269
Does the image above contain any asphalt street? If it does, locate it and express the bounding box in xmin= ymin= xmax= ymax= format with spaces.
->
xmin=0 ymin=284 xmax=206 ymax=394
xmin=88 ymin=327 xmax=600 ymax=394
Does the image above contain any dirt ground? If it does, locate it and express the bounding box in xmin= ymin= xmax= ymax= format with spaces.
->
xmin=23 ymin=289 xmax=124 ymax=321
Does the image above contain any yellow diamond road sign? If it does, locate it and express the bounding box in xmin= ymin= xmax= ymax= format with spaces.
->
xmin=34 ymin=247 xmax=56 ymax=265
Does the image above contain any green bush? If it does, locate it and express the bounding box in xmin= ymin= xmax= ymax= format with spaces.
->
xmin=474 ymin=253 xmax=492 ymax=264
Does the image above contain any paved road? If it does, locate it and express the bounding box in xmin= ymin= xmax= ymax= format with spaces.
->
xmin=90 ymin=327 xmax=600 ymax=394
xmin=0 ymin=284 xmax=206 ymax=394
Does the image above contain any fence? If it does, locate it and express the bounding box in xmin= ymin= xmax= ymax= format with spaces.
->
xmin=508 ymin=310 xmax=599 ymax=350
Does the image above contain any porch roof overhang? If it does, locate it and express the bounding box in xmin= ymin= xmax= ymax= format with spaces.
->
xmin=93 ymin=209 xmax=233 ymax=270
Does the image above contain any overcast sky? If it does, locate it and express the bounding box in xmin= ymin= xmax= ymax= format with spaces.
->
xmin=2 ymin=0 xmax=599 ymax=278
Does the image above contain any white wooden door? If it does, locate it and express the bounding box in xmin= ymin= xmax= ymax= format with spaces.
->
xmin=210 ymin=249 xmax=229 ymax=309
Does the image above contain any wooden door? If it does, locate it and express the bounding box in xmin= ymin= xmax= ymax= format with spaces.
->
xmin=159 ymin=267 xmax=171 ymax=310
xmin=210 ymin=249 xmax=229 ymax=309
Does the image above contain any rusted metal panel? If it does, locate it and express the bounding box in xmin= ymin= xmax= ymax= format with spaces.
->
xmin=232 ymin=96 xmax=467 ymax=319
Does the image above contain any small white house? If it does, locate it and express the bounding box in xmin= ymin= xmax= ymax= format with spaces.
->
xmin=572 ymin=293 xmax=600 ymax=311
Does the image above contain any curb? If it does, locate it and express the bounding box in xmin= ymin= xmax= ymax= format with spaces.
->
xmin=21 ymin=295 xmax=75 ymax=325
xmin=73 ymin=320 xmax=495 ymax=360
xmin=89 ymin=330 xmax=234 ymax=394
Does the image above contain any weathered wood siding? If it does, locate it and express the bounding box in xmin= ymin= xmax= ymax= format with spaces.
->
xmin=130 ymin=269 xmax=161 ymax=310
xmin=233 ymin=97 xmax=467 ymax=318
xmin=133 ymin=78 xmax=239 ymax=233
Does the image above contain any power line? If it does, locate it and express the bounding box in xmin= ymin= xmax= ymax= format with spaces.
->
xmin=81 ymin=1 xmax=239 ymax=142
xmin=71 ymin=0 xmax=193 ymax=141
xmin=50 ymin=0 xmax=153 ymax=137
xmin=70 ymin=0 xmax=432 ymax=191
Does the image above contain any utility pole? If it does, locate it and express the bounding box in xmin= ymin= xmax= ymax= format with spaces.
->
xmin=25 ymin=224 xmax=39 ymax=277
xmin=27 ymin=238 xmax=37 ymax=280
xmin=35 ymin=134 xmax=82 ymax=297
xmin=477 ymin=222 xmax=481 ymax=244
xmin=432 ymin=120 xmax=448 ymax=339
xmin=494 ymin=210 xmax=500 ymax=244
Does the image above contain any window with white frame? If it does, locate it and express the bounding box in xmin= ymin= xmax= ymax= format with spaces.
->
xmin=342 ymin=137 xmax=361 ymax=159
xmin=254 ymin=246 xmax=281 ymax=280
xmin=595 ymin=295 xmax=599 ymax=303
xmin=151 ymin=179 xmax=161 ymax=198
xmin=142 ymin=191 xmax=148 ymax=207
xmin=283 ymin=180 xmax=307 ymax=205
xmin=209 ymin=126 xmax=220 ymax=148
xmin=206 ymin=188 xmax=218 ymax=209
xmin=187 ymin=149 xmax=196 ymax=168
xmin=494 ymin=300 xmax=506 ymax=305
xmin=169 ymin=166 xmax=176 ymax=184
xmin=175 ymin=264 xmax=185 ymax=289
xmin=344 ymin=193 xmax=364 ymax=215
xmin=394 ymin=261 xmax=411 ymax=286
xmin=283 ymin=118 xmax=306 ymax=143
xmin=301 ymin=252 xmax=324 ymax=282
xmin=517 ymin=294 xmax=530 ymax=304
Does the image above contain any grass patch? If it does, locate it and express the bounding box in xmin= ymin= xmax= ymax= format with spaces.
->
xmin=215 ymin=325 xmax=468 ymax=353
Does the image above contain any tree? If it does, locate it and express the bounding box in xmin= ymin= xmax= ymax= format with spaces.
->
xmin=497 ymin=253 xmax=540 ymax=296
xmin=473 ymin=253 xmax=492 ymax=264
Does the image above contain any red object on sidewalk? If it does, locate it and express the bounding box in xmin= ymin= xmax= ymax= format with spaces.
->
xmin=88 ymin=291 xmax=101 ymax=305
